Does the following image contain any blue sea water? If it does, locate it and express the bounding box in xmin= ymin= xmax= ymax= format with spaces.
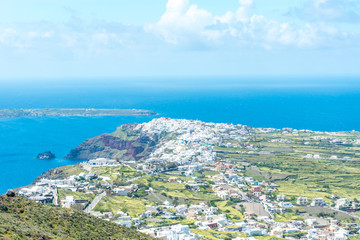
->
xmin=0 ymin=77 xmax=359 ymax=194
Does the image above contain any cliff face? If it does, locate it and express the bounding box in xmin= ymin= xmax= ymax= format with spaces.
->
xmin=65 ymin=123 xmax=160 ymax=161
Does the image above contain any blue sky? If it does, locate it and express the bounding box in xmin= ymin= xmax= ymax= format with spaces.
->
xmin=0 ymin=0 xmax=359 ymax=79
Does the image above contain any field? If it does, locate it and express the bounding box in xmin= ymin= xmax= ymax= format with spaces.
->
xmin=191 ymin=229 xmax=246 ymax=240
xmin=215 ymin=201 xmax=244 ymax=221
xmin=162 ymin=190 xmax=220 ymax=202
xmin=219 ymin=132 xmax=360 ymax=201
xmin=92 ymin=166 xmax=143 ymax=184
xmin=58 ymin=189 xmax=94 ymax=201
xmin=151 ymin=181 xmax=186 ymax=190
xmin=274 ymin=213 xmax=305 ymax=222
xmin=61 ymin=165 xmax=88 ymax=176
xmin=94 ymin=195 xmax=150 ymax=217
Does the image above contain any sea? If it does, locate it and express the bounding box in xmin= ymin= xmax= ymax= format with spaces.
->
xmin=0 ymin=77 xmax=359 ymax=194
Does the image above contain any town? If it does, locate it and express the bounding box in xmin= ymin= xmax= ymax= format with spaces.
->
xmin=16 ymin=118 xmax=360 ymax=240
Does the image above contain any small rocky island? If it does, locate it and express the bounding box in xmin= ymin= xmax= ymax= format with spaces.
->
xmin=0 ymin=108 xmax=157 ymax=119
xmin=36 ymin=151 xmax=56 ymax=160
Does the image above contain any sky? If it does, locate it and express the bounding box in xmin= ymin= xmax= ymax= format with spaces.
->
xmin=0 ymin=0 xmax=359 ymax=79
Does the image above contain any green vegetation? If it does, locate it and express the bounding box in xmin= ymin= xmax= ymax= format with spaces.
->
xmin=155 ymin=218 xmax=197 ymax=227
xmin=112 ymin=126 xmax=139 ymax=141
xmin=214 ymin=146 xmax=248 ymax=152
xmin=94 ymin=196 xmax=150 ymax=217
xmin=218 ymin=132 xmax=360 ymax=200
xmin=157 ymin=173 xmax=193 ymax=181
xmin=133 ymin=176 xmax=153 ymax=185
xmin=92 ymin=166 xmax=142 ymax=184
xmin=283 ymin=231 xmax=306 ymax=238
xmin=58 ymin=189 xmax=94 ymax=201
xmin=62 ymin=165 xmax=88 ymax=176
xmin=40 ymin=164 xmax=88 ymax=180
xmin=0 ymin=195 xmax=153 ymax=240
xmin=274 ymin=213 xmax=305 ymax=222
xmin=192 ymin=229 xmax=246 ymax=240
xmin=151 ymin=181 xmax=186 ymax=190
xmin=255 ymin=237 xmax=285 ymax=240
xmin=162 ymin=190 xmax=220 ymax=201
xmin=215 ymin=201 xmax=244 ymax=221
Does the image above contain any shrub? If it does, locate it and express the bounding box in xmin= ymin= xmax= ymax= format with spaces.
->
xmin=0 ymin=204 xmax=8 ymax=212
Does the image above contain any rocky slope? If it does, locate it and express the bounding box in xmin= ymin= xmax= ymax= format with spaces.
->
xmin=0 ymin=192 xmax=153 ymax=240
xmin=65 ymin=123 xmax=170 ymax=161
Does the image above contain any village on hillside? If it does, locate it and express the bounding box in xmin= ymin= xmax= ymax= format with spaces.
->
xmin=16 ymin=118 xmax=360 ymax=240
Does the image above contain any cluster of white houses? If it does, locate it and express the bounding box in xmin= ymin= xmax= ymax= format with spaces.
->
xmin=15 ymin=119 xmax=360 ymax=240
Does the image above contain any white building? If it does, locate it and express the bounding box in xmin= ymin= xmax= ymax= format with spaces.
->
xmin=277 ymin=195 xmax=287 ymax=202
xmin=62 ymin=196 xmax=75 ymax=208
xmin=278 ymin=202 xmax=293 ymax=208
xmin=114 ymin=219 xmax=132 ymax=228
xmin=305 ymin=219 xmax=318 ymax=226
xmin=335 ymin=198 xmax=352 ymax=210
xmin=297 ymin=197 xmax=308 ymax=206
xmin=311 ymin=198 xmax=325 ymax=206
xmin=88 ymin=158 xmax=118 ymax=166
xmin=113 ymin=188 xmax=128 ymax=196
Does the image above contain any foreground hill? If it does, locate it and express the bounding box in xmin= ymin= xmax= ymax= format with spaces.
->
xmin=0 ymin=193 xmax=153 ymax=240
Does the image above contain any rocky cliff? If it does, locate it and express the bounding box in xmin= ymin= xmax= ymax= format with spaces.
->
xmin=65 ymin=123 xmax=162 ymax=161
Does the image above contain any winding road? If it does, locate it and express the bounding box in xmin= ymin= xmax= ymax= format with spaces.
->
xmin=84 ymin=191 xmax=106 ymax=213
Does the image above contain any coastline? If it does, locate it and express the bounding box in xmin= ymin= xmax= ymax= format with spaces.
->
xmin=11 ymin=117 xmax=360 ymax=240
xmin=0 ymin=108 xmax=157 ymax=119
xmin=13 ymin=117 xmax=360 ymax=191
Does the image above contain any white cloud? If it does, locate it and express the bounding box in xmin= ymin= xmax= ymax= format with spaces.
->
xmin=291 ymin=0 xmax=360 ymax=22
xmin=0 ymin=28 xmax=33 ymax=49
xmin=236 ymin=0 xmax=253 ymax=23
xmin=242 ymin=15 xmax=346 ymax=48
xmin=145 ymin=0 xmax=215 ymax=44
xmin=0 ymin=0 xmax=358 ymax=58
xmin=146 ymin=0 xmax=354 ymax=49
xmin=0 ymin=20 xmax=156 ymax=58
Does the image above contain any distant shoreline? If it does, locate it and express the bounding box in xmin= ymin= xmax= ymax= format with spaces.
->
xmin=0 ymin=108 xmax=157 ymax=119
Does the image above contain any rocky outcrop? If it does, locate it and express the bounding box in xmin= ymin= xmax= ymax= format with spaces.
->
xmin=36 ymin=151 xmax=56 ymax=160
xmin=6 ymin=190 xmax=15 ymax=198
xmin=65 ymin=123 xmax=160 ymax=161
xmin=34 ymin=167 xmax=68 ymax=181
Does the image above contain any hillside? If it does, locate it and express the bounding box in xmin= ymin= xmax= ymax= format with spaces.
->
xmin=0 ymin=193 xmax=153 ymax=240
xmin=65 ymin=123 xmax=175 ymax=161
xmin=15 ymin=118 xmax=360 ymax=239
